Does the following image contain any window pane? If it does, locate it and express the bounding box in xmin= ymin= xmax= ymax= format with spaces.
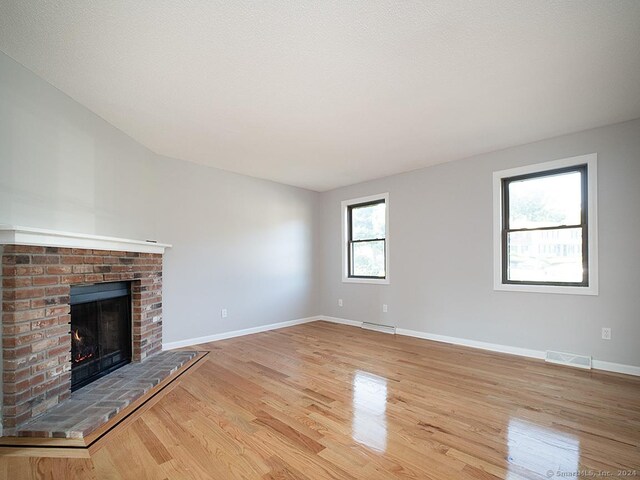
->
xmin=351 ymin=240 xmax=385 ymax=277
xmin=509 ymin=171 xmax=582 ymax=229
xmin=352 ymin=202 xmax=385 ymax=240
xmin=507 ymin=228 xmax=583 ymax=283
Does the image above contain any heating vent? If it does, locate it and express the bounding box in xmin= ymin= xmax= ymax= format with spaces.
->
xmin=361 ymin=322 xmax=396 ymax=335
xmin=545 ymin=350 xmax=592 ymax=370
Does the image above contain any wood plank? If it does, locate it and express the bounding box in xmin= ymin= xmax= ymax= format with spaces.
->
xmin=83 ymin=351 xmax=208 ymax=445
xmin=0 ymin=446 xmax=90 ymax=459
xmin=0 ymin=321 xmax=638 ymax=479
xmin=0 ymin=437 xmax=86 ymax=448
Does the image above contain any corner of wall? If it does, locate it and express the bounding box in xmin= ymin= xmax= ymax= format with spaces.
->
xmin=312 ymin=192 xmax=325 ymax=317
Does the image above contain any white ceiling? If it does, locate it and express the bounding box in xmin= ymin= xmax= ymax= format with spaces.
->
xmin=1 ymin=1 xmax=639 ymax=191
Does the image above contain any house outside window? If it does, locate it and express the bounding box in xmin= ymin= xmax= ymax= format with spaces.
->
xmin=342 ymin=193 xmax=389 ymax=284
xmin=493 ymin=154 xmax=598 ymax=295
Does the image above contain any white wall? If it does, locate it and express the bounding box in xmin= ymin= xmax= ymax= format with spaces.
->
xmin=0 ymin=52 xmax=320 ymax=345
xmin=319 ymin=118 xmax=640 ymax=368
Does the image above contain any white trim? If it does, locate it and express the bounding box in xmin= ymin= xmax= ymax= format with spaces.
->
xmin=396 ymin=328 xmax=545 ymax=359
xmin=162 ymin=316 xmax=321 ymax=350
xmin=394 ymin=327 xmax=639 ymax=376
xmin=341 ymin=192 xmax=390 ymax=285
xmin=0 ymin=225 xmax=171 ymax=254
xmin=318 ymin=315 xmax=364 ymax=327
xmin=163 ymin=315 xmax=640 ymax=377
xmin=592 ymin=360 xmax=640 ymax=377
xmin=329 ymin=318 xmax=640 ymax=376
xmin=492 ymin=153 xmax=598 ymax=295
xmin=342 ymin=277 xmax=390 ymax=285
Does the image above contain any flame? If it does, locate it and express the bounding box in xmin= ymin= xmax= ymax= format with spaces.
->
xmin=72 ymin=329 xmax=94 ymax=363
xmin=74 ymin=352 xmax=94 ymax=363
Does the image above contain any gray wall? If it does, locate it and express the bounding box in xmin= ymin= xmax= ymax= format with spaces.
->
xmin=2 ymin=49 xmax=639 ymax=369
xmin=154 ymin=155 xmax=319 ymax=342
xmin=319 ymin=118 xmax=640 ymax=367
xmin=0 ymin=52 xmax=320 ymax=345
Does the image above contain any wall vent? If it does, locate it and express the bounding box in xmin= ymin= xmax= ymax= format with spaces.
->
xmin=361 ymin=322 xmax=396 ymax=335
xmin=545 ymin=350 xmax=592 ymax=370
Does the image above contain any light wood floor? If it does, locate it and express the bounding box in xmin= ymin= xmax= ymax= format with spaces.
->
xmin=2 ymin=321 xmax=639 ymax=479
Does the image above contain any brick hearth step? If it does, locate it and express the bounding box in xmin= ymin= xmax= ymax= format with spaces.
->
xmin=14 ymin=350 xmax=197 ymax=439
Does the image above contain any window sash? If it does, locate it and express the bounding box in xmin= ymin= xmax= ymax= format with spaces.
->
xmin=348 ymin=199 xmax=386 ymax=279
xmin=501 ymin=165 xmax=588 ymax=287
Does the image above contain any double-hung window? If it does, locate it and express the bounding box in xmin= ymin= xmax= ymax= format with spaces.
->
xmin=493 ymin=154 xmax=598 ymax=295
xmin=342 ymin=193 xmax=389 ymax=284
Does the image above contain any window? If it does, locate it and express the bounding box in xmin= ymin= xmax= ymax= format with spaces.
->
xmin=342 ymin=193 xmax=389 ymax=284
xmin=493 ymin=154 xmax=598 ymax=295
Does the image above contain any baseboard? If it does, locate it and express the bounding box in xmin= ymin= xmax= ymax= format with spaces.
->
xmin=395 ymin=327 xmax=640 ymax=377
xmin=591 ymin=360 xmax=640 ymax=376
xmin=395 ymin=327 xmax=546 ymax=360
xmin=332 ymin=321 xmax=640 ymax=377
xmin=317 ymin=315 xmax=363 ymax=327
xmin=162 ymin=315 xmax=640 ymax=377
xmin=162 ymin=316 xmax=321 ymax=350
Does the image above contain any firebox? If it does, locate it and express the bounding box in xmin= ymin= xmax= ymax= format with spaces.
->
xmin=70 ymin=282 xmax=132 ymax=390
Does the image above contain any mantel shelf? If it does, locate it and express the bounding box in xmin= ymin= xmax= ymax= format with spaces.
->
xmin=0 ymin=225 xmax=171 ymax=255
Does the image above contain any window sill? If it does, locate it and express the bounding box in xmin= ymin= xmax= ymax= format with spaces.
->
xmin=342 ymin=277 xmax=390 ymax=285
xmin=494 ymin=283 xmax=598 ymax=296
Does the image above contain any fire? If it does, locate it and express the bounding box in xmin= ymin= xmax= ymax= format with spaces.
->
xmin=72 ymin=329 xmax=94 ymax=363
xmin=74 ymin=352 xmax=94 ymax=363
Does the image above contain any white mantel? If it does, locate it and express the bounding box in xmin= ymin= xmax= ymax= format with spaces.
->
xmin=0 ymin=225 xmax=171 ymax=254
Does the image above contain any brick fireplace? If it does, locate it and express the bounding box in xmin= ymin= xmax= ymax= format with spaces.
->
xmin=1 ymin=232 xmax=167 ymax=436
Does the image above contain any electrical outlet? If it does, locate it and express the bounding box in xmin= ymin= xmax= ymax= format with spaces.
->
xmin=221 ymin=308 xmax=228 ymax=318
xmin=382 ymin=304 xmax=388 ymax=313
xmin=601 ymin=327 xmax=611 ymax=340
xmin=338 ymin=298 xmax=343 ymax=307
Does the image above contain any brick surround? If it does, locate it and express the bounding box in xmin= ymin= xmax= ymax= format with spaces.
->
xmin=1 ymin=245 xmax=163 ymax=435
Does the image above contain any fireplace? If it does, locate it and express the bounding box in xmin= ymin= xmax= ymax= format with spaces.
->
xmin=1 ymin=234 xmax=166 ymax=433
xmin=70 ymin=282 xmax=132 ymax=390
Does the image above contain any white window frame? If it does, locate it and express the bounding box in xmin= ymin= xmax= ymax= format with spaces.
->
xmin=342 ymin=193 xmax=390 ymax=285
xmin=493 ymin=153 xmax=598 ymax=295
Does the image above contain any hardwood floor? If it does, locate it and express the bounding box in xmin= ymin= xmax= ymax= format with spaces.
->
xmin=1 ymin=321 xmax=639 ymax=479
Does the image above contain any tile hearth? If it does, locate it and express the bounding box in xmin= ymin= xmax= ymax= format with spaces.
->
xmin=14 ymin=350 xmax=197 ymax=439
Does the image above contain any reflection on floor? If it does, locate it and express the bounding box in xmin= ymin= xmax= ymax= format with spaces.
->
xmin=507 ymin=418 xmax=579 ymax=479
xmin=352 ymin=370 xmax=388 ymax=452
xmin=1 ymin=321 xmax=638 ymax=479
